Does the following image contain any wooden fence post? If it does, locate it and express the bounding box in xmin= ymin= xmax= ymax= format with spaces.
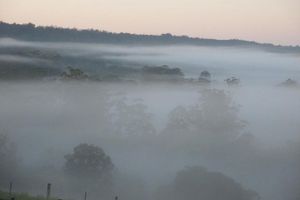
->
xmin=46 ymin=183 xmax=51 ymax=200
xmin=84 ymin=192 xmax=87 ymax=200
xmin=9 ymin=182 xmax=13 ymax=197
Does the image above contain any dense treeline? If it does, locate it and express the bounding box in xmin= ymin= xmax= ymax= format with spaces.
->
xmin=0 ymin=21 xmax=255 ymax=45
xmin=1 ymin=21 xmax=299 ymax=53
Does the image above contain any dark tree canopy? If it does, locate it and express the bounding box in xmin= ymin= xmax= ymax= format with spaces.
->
xmin=279 ymin=78 xmax=298 ymax=87
xmin=156 ymin=166 xmax=260 ymax=200
xmin=61 ymin=67 xmax=88 ymax=80
xmin=225 ymin=77 xmax=240 ymax=85
xmin=64 ymin=143 xmax=114 ymax=179
xmin=199 ymin=70 xmax=211 ymax=83
xmin=142 ymin=65 xmax=183 ymax=76
xmin=141 ymin=65 xmax=184 ymax=81
xmin=2 ymin=21 xmax=300 ymax=55
xmin=163 ymin=89 xmax=246 ymax=152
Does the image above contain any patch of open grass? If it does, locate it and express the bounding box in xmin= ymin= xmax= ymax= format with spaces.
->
xmin=0 ymin=190 xmax=56 ymax=200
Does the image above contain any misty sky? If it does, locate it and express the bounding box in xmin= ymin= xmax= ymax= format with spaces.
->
xmin=1 ymin=0 xmax=299 ymax=45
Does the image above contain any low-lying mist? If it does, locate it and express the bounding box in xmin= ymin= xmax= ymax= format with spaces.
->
xmin=0 ymin=39 xmax=300 ymax=200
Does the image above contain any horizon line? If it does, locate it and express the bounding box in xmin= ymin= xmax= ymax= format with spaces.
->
xmin=1 ymin=21 xmax=299 ymax=48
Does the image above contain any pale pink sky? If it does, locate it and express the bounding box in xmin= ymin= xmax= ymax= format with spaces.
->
xmin=0 ymin=0 xmax=299 ymax=45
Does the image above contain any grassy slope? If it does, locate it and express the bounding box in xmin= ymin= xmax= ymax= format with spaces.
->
xmin=0 ymin=190 xmax=55 ymax=200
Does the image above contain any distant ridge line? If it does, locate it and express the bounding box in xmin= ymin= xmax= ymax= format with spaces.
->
xmin=0 ymin=21 xmax=299 ymax=53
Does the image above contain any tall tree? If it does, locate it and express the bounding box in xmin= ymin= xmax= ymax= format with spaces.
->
xmin=156 ymin=166 xmax=260 ymax=200
xmin=64 ymin=143 xmax=113 ymax=180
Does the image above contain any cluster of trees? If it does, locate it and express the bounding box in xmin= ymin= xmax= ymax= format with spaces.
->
xmin=59 ymin=65 xmax=185 ymax=82
xmin=61 ymin=67 xmax=88 ymax=80
xmin=62 ymin=144 xmax=260 ymax=200
xmin=279 ymin=78 xmax=298 ymax=87
xmin=2 ymin=86 xmax=299 ymax=200
xmin=225 ymin=77 xmax=240 ymax=85
xmin=198 ymin=70 xmax=241 ymax=86
xmin=0 ymin=87 xmax=261 ymax=200
xmin=0 ymin=137 xmax=259 ymax=199
xmin=59 ymin=88 xmax=261 ymax=199
xmin=0 ymin=22 xmax=258 ymax=46
xmin=142 ymin=65 xmax=183 ymax=76
xmin=156 ymin=166 xmax=260 ymax=200
xmin=142 ymin=65 xmax=184 ymax=81
xmin=198 ymin=70 xmax=211 ymax=83
xmin=162 ymin=89 xmax=246 ymax=152
xmin=197 ymin=70 xmax=299 ymax=88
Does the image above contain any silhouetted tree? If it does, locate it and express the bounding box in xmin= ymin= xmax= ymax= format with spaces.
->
xmin=112 ymin=98 xmax=156 ymax=138
xmin=64 ymin=143 xmax=114 ymax=200
xmin=225 ymin=77 xmax=240 ymax=85
xmin=199 ymin=70 xmax=211 ymax=83
xmin=163 ymin=89 xmax=246 ymax=151
xmin=142 ymin=65 xmax=184 ymax=81
xmin=61 ymin=67 xmax=88 ymax=80
xmin=279 ymin=78 xmax=298 ymax=87
xmin=156 ymin=166 xmax=260 ymax=200
xmin=3 ymin=21 xmax=297 ymax=53
xmin=64 ymin=143 xmax=113 ymax=180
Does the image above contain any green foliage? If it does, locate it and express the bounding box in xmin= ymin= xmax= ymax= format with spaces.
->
xmin=0 ymin=190 xmax=54 ymax=200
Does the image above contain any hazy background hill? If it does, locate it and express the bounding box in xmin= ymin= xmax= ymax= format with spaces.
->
xmin=1 ymin=21 xmax=299 ymax=54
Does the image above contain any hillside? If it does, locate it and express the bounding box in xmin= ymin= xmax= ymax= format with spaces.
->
xmin=1 ymin=21 xmax=299 ymax=54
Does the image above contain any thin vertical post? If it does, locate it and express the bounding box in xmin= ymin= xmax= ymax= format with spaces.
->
xmin=46 ymin=183 xmax=51 ymax=200
xmin=84 ymin=192 xmax=87 ymax=200
xmin=9 ymin=182 xmax=13 ymax=196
